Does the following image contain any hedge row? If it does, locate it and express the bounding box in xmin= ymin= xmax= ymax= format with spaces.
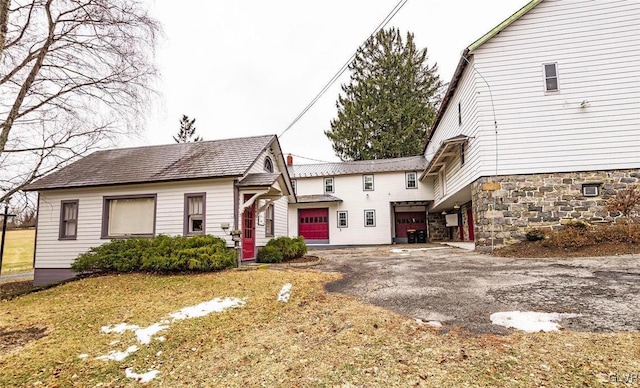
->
xmin=71 ymin=235 xmax=236 ymax=274
xmin=257 ymin=236 xmax=307 ymax=263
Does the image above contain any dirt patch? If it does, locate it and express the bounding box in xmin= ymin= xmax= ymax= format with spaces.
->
xmin=282 ymin=255 xmax=320 ymax=264
xmin=493 ymin=241 xmax=640 ymax=258
xmin=0 ymin=280 xmax=35 ymax=299
xmin=0 ymin=326 xmax=48 ymax=355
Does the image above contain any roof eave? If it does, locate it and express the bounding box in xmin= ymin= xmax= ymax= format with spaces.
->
xmin=467 ymin=0 xmax=544 ymax=53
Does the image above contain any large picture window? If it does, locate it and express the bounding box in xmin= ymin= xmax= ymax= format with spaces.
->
xmin=184 ymin=193 xmax=206 ymax=235
xmin=102 ymin=195 xmax=156 ymax=238
xmin=59 ymin=200 xmax=78 ymax=240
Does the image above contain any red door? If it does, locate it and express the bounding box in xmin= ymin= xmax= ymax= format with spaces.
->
xmin=467 ymin=208 xmax=475 ymax=241
xmin=242 ymin=195 xmax=255 ymax=260
xmin=298 ymin=208 xmax=329 ymax=242
xmin=395 ymin=212 xmax=427 ymax=239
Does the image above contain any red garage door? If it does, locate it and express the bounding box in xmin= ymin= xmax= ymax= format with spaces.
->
xmin=299 ymin=208 xmax=329 ymax=243
xmin=395 ymin=211 xmax=427 ymax=239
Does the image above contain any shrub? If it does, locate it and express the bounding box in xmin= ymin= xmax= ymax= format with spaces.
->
xmin=72 ymin=235 xmax=236 ymax=274
xmin=256 ymin=246 xmax=283 ymax=263
xmin=525 ymin=228 xmax=546 ymax=242
xmin=264 ymin=236 xmax=308 ymax=261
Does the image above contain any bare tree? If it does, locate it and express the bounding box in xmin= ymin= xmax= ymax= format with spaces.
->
xmin=0 ymin=0 xmax=160 ymax=203
xmin=0 ymin=0 xmax=9 ymax=59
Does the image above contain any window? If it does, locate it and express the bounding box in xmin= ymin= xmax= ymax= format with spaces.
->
xmin=543 ymin=63 xmax=559 ymax=92
xmin=406 ymin=172 xmax=417 ymax=189
xmin=460 ymin=143 xmax=466 ymax=166
xmin=184 ymin=193 xmax=206 ymax=235
xmin=59 ymin=200 xmax=78 ymax=240
xmin=324 ymin=177 xmax=334 ymax=193
xmin=439 ymin=168 xmax=447 ymax=197
xmin=291 ymin=179 xmax=297 ymax=195
xmin=582 ymin=183 xmax=600 ymax=197
xmin=265 ymin=204 xmax=274 ymax=237
xmin=364 ymin=210 xmax=376 ymax=227
xmin=363 ymin=174 xmax=374 ymax=191
xmin=337 ymin=211 xmax=348 ymax=228
xmin=102 ymin=195 xmax=156 ymax=238
xmin=264 ymin=156 xmax=274 ymax=173
xmin=458 ymin=102 xmax=462 ymax=126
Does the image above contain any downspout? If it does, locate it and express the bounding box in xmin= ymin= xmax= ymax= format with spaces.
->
xmin=32 ymin=192 xmax=40 ymax=268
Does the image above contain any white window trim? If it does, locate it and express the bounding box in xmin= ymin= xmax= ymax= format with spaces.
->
xmin=406 ymin=172 xmax=418 ymax=189
xmin=324 ymin=177 xmax=334 ymax=193
xmin=364 ymin=209 xmax=376 ymax=227
xmin=438 ymin=168 xmax=447 ymax=197
xmin=582 ymin=184 xmax=600 ymax=197
xmin=265 ymin=203 xmax=275 ymax=237
xmin=337 ymin=210 xmax=348 ymax=228
xmin=543 ymin=62 xmax=559 ymax=93
xmin=363 ymin=174 xmax=374 ymax=191
xmin=291 ymin=179 xmax=297 ymax=195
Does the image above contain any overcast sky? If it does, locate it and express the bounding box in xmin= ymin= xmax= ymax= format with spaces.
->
xmin=142 ymin=0 xmax=530 ymax=164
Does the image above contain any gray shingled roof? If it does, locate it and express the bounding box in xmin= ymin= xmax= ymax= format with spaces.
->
xmin=288 ymin=155 xmax=426 ymax=178
xmin=24 ymin=135 xmax=276 ymax=191
xmin=237 ymin=173 xmax=281 ymax=187
xmin=296 ymin=194 xmax=343 ymax=203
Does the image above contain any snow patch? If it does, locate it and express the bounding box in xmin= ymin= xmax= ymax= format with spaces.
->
xmin=78 ymin=354 xmax=88 ymax=359
xmin=415 ymin=318 xmax=443 ymax=328
xmin=490 ymin=311 xmax=580 ymax=332
xmin=101 ymin=323 xmax=140 ymax=334
xmin=125 ymin=368 xmax=159 ymax=383
xmin=277 ymin=283 xmax=292 ymax=302
xmin=169 ymin=297 xmax=246 ymax=321
xmin=135 ymin=321 xmax=170 ymax=345
xmin=96 ymin=345 xmax=139 ymax=361
xmin=390 ymin=247 xmax=446 ymax=253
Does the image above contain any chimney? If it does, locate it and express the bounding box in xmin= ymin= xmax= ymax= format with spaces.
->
xmin=286 ymin=154 xmax=293 ymax=166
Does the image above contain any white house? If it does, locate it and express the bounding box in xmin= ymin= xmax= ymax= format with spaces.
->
xmin=287 ymin=155 xmax=435 ymax=245
xmin=422 ymin=0 xmax=640 ymax=250
xmin=24 ymin=135 xmax=295 ymax=285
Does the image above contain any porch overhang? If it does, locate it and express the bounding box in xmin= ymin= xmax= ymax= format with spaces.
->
xmin=237 ymin=173 xmax=289 ymax=209
xmin=420 ymin=135 xmax=469 ymax=179
xmin=296 ymin=194 xmax=343 ymax=203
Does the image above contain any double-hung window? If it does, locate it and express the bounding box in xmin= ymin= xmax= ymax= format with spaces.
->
xmin=102 ymin=195 xmax=156 ymax=238
xmin=337 ymin=211 xmax=348 ymax=228
xmin=543 ymin=63 xmax=559 ymax=92
xmin=184 ymin=193 xmax=205 ymax=235
xmin=406 ymin=172 xmax=417 ymax=189
xmin=265 ymin=204 xmax=274 ymax=237
xmin=324 ymin=177 xmax=334 ymax=193
xmin=363 ymin=174 xmax=374 ymax=191
xmin=364 ymin=209 xmax=376 ymax=227
xmin=59 ymin=200 xmax=78 ymax=240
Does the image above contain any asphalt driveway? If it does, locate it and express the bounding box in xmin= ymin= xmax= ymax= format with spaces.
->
xmin=313 ymin=245 xmax=640 ymax=334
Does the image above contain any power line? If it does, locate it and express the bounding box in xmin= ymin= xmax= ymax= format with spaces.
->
xmin=278 ymin=0 xmax=409 ymax=139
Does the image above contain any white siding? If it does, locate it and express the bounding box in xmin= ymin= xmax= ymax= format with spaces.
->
xmin=35 ymin=179 xmax=235 ymax=269
xmin=289 ymin=172 xmax=433 ymax=245
xmin=429 ymin=0 xmax=640 ymax=207
xmin=473 ymin=0 xmax=640 ymax=175
xmin=426 ymin=56 xmax=481 ymax=205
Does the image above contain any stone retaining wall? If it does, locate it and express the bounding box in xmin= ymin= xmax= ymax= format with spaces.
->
xmin=471 ymin=169 xmax=640 ymax=252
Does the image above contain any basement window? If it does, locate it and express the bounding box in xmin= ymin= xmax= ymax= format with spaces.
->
xmin=582 ymin=183 xmax=600 ymax=197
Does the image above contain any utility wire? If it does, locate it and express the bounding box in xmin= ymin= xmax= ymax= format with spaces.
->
xmin=278 ymin=0 xmax=409 ymax=139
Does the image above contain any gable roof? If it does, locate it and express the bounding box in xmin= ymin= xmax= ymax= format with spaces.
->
xmin=425 ymin=0 xmax=543 ymax=149
xmin=24 ymin=134 xmax=277 ymax=191
xmin=288 ymin=155 xmax=426 ymax=178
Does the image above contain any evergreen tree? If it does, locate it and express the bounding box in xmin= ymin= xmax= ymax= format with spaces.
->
xmin=174 ymin=115 xmax=203 ymax=143
xmin=325 ymin=28 xmax=442 ymax=161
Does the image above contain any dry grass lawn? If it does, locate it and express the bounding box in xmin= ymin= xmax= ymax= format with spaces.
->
xmin=1 ymin=229 xmax=35 ymax=274
xmin=1 ymin=269 xmax=638 ymax=387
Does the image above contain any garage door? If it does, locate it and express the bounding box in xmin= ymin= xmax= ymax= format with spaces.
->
xmin=395 ymin=211 xmax=427 ymax=242
xmin=299 ymin=208 xmax=329 ymax=243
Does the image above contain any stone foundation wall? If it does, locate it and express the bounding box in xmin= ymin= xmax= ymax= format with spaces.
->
xmin=472 ymin=169 xmax=640 ymax=252
xmin=428 ymin=213 xmax=450 ymax=241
